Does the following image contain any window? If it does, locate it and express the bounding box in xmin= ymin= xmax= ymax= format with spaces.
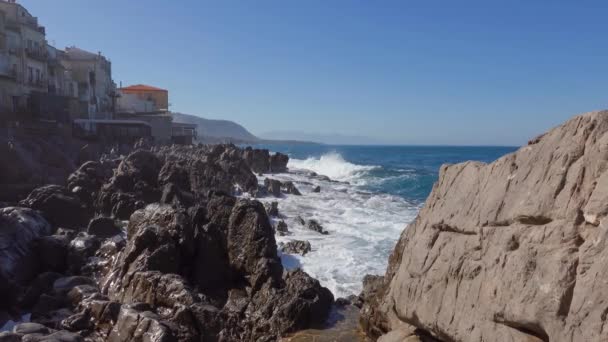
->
xmin=35 ymin=69 xmax=40 ymax=82
xmin=28 ymin=66 xmax=33 ymax=82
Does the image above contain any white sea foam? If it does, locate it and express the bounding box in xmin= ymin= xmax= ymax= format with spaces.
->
xmin=252 ymin=153 xmax=419 ymax=298
xmin=287 ymin=152 xmax=379 ymax=183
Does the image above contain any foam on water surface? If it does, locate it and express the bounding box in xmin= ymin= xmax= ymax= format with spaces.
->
xmin=251 ymin=153 xmax=419 ymax=298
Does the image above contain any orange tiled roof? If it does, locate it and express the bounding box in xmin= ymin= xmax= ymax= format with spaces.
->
xmin=119 ymin=84 xmax=167 ymax=92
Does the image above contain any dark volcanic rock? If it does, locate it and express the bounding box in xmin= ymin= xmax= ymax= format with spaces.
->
xmin=264 ymin=178 xmax=282 ymax=197
xmin=282 ymin=181 xmax=302 ymax=196
xmin=265 ymin=201 xmax=279 ymax=217
xmin=0 ymin=143 xmax=332 ymax=341
xmin=242 ymin=147 xmax=271 ymax=174
xmin=307 ymin=219 xmax=329 ymax=235
xmin=87 ymin=217 xmax=121 ymax=238
xmin=280 ymin=240 xmax=311 ymax=256
xmin=269 ymin=152 xmax=289 ymax=173
xmin=19 ymin=185 xmax=91 ymax=230
xmin=312 ymin=185 xmax=321 ymax=193
xmin=276 ymin=220 xmax=289 ymax=236
xmin=0 ymin=207 xmax=52 ymax=307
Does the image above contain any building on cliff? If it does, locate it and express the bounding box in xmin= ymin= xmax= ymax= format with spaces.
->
xmin=0 ymin=0 xmax=48 ymax=115
xmin=61 ymin=46 xmax=117 ymax=118
xmin=117 ymin=84 xmax=169 ymax=113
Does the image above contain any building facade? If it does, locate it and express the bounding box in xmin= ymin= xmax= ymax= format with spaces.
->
xmin=0 ymin=0 xmax=48 ymax=115
xmin=62 ymin=46 xmax=116 ymax=118
xmin=117 ymin=84 xmax=168 ymax=113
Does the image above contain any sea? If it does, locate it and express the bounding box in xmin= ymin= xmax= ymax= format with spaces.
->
xmin=248 ymin=144 xmax=518 ymax=298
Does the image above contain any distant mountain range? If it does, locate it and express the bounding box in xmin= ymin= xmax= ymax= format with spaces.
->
xmin=259 ymin=130 xmax=390 ymax=145
xmin=172 ymin=113 xmax=318 ymax=145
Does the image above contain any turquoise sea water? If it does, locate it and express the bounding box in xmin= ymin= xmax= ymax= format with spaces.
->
xmin=258 ymin=144 xmax=517 ymax=202
xmin=249 ymin=144 xmax=518 ymax=296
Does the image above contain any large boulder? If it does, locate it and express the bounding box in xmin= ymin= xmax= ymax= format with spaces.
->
xmin=269 ymin=152 xmax=289 ymax=173
xmin=19 ymin=185 xmax=91 ymax=230
xmin=0 ymin=207 xmax=52 ymax=307
xmin=363 ymin=111 xmax=608 ymax=342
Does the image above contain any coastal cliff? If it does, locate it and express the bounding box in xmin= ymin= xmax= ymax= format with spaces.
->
xmin=362 ymin=111 xmax=608 ymax=342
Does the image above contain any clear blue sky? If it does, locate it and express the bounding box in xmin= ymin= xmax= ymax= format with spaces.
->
xmin=25 ymin=0 xmax=608 ymax=145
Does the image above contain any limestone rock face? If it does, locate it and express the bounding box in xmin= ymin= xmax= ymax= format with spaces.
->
xmin=362 ymin=111 xmax=608 ymax=342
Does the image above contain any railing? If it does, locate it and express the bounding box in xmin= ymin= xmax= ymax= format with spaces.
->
xmin=25 ymin=47 xmax=47 ymax=61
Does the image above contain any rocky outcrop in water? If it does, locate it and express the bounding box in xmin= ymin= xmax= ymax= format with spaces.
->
xmin=361 ymin=111 xmax=608 ymax=342
xmin=0 ymin=143 xmax=333 ymax=341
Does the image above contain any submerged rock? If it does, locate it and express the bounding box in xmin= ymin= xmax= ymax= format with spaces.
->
xmin=307 ymin=219 xmax=329 ymax=235
xmin=362 ymin=111 xmax=608 ymax=342
xmin=281 ymin=240 xmax=312 ymax=256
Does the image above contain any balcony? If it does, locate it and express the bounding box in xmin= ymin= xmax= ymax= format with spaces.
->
xmin=25 ymin=47 xmax=47 ymax=61
xmin=0 ymin=53 xmax=17 ymax=80
xmin=8 ymin=46 xmax=22 ymax=55
xmin=27 ymin=77 xmax=46 ymax=89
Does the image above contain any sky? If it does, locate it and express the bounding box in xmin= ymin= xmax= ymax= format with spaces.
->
xmin=23 ymin=0 xmax=608 ymax=145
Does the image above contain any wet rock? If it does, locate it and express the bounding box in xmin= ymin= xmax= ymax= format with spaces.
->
xmin=0 ymin=207 xmax=53 ymax=307
xmin=280 ymin=240 xmax=311 ymax=256
xmin=87 ymin=217 xmax=121 ymax=239
xmin=67 ymin=233 xmax=101 ymax=273
xmin=242 ymin=147 xmax=271 ymax=174
xmin=296 ymin=216 xmax=306 ymax=226
xmin=312 ymin=185 xmax=321 ymax=193
xmin=269 ymin=152 xmax=289 ymax=173
xmin=265 ymin=201 xmax=279 ymax=217
xmin=20 ymin=185 xmax=91 ymax=230
xmin=13 ymin=322 xmax=50 ymax=335
xmin=264 ymin=178 xmax=282 ymax=197
xmin=276 ymin=220 xmax=289 ymax=236
xmin=106 ymin=304 xmax=176 ymax=342
xmin=307 ymin=219 xmax=329 ymax=235
xmin=282 ymin=181 xmax=302 ymax=196
xmin=67 ymin=161 xmax=112 ymax=206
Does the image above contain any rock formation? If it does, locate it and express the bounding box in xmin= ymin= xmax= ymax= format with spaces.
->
xmin=362 ymin=111 xmax=608 ymax=342
xmin=0 ymin=143 xmax=332 ymax=341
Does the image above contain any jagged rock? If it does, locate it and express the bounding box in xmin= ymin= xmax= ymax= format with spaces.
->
xmin=307 ymin=219 xmax=329 ymax=235
xmin=363 ymin=111 xmax=608 ymax=342
xmin=242 ymin=147 xmax=271 ymax=174
xmin=67 ymin=233 xmax=101 ymax=273
xmin=269 ymin=152 xmax=289 ymax=173
xmin=0 ymin=207 xmax=52 ymax=308
xmin=282 ymin=181 xmax=302 ymax=196
xmin=264 ymin=178 xmax=282 ymax=197
xmin=265 ymin=201 xmax=279 ymax=217
xmin=87 ymin=217 xmax=121 ymax=239
xmin=312 ymin=185 xmax=321 ymax=193
xmin=19 ymin=185 xmax=91 ymax=230
xmin=67 ymin=161 xmax=112 ymax=206
xmin=106 ymin=304 xmax=176 ymax=342
xmin=280 ymin=240 xmax=311 ymax=255
xmin=296 ymin=216 xmax=306 ymax=226
xmin=276 ymin=220 xmax=289 ymax=236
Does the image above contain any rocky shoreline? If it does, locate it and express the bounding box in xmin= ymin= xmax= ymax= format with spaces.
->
xmin=4 ymin=111 xmax=605 ymax=342
xmin=0 ymin=143 xmax=351 ymax=341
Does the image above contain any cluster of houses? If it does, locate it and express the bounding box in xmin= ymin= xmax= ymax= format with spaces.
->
xmin=0 ymin=0 xmax=197 ymax=144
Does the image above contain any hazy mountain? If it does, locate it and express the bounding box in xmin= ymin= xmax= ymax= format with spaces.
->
xmin=259 ymin=130 xmax=389 ymax=145
xmin=172 ymin=113 xmax=259 ymax=143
